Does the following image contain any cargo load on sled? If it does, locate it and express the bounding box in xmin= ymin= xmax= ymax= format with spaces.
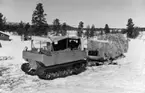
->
xmin=87 ymin=34 xmax=128 ymax=64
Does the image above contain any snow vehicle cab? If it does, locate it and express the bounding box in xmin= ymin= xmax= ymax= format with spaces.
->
xmin=21 ymin=36 xmax=87 ymax=80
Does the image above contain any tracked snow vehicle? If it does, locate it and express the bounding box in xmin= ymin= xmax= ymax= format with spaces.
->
xmin=21 ymin=36 xmax=87 ymax=80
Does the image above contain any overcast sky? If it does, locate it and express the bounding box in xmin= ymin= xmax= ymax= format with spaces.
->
xmin=0 ymin=0 xmax=145 ymax=28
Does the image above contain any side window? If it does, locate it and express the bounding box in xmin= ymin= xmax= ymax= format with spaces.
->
xmin=69 ymin=39 xmax=80 ymax=50
xmin=52 ymin=39 xmax=68 ymax=51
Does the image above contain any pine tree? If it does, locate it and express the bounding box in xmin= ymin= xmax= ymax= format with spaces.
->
xmin=2 ymin=17 xmax=6 ymax=31
xmin=61 ymin=22 xmax=67 ymax=36
xmin=100 ymin=29 xmax=104 ymax=35
xmin=104 ymin=24 xmax=110 ymax=34
xmin=0 ymin=13 xmax=3 ymax=30
xmin=126 ymin=18 xmax=134 ymax=38
xmin=126 ymin=18 xmax=139 ymax=38
xmin=32 ymin=3 xmax=48 ymax=35
xmin=0 ymin=13 xmax=6 ymax=31
xmin=17 ymin=21 xmax=25 ymax=35
xmin=52 ymin=18 xmax=61 ymax=35
xmin=85 ymin=25 xmax=90 ymax=38
xmin=90 ymin=25 xmax=95 ymax=37
xmin=25 ymin=23 xmax=30 ymax=31
xmin=24 ymin=23 xmax=30 ymax=35
xmin=78 ymin=21 xmax=84 ymax=37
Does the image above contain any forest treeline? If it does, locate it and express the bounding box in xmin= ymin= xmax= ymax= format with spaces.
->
xmin=0 ymin=3 xmax=142 ymax=38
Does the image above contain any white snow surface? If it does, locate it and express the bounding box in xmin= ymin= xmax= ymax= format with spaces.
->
xmin=0 ymin=33 xmax=145 ymax=93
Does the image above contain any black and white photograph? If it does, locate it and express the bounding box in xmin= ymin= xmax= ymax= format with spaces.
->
xmin=0 ymin=0 xmax=145 ymax=93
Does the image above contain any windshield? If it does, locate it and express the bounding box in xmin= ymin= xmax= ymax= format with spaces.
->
xmin=31 ymin=40 xmax=52 ymax=52
xmin=52 ymin=38 xmax=81 ymax=51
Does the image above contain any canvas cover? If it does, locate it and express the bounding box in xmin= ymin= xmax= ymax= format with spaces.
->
xmin=88 ymin=33 xmax=129 ymax=59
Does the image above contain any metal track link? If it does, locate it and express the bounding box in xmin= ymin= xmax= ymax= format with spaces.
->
xmin=37 ymin=62 xmax=86 ymax=80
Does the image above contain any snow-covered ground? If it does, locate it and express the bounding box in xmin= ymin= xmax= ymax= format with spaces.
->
xmin=0 ymin=33 xmax=145 ymax=93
